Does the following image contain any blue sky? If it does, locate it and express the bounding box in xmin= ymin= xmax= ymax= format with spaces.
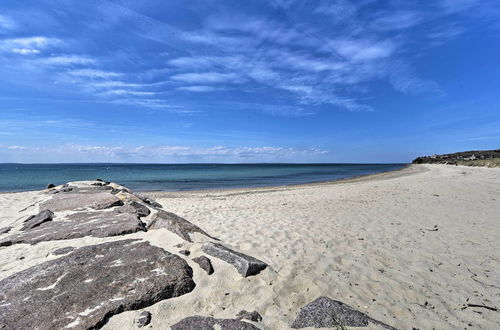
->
xmin=0 ymin=0 xmax=499 ymax=163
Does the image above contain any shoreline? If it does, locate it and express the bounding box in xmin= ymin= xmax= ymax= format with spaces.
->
xmin=0 ymin=163 xmax=410 ymax=195
xmin=143 ymin=163 xmax=420 ymax=197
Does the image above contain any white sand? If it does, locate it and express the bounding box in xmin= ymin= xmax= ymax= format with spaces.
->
xmin=1 ymin=164 xmax=499 ymax=329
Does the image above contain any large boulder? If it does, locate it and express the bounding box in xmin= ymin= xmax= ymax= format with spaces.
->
xmin=117 ymin=200 xmax=151 ymax=218
xmin=148 ymin=210 xmax=216 ymax=242
xmin=0 ymin=239 xmax=195 ymax=330
xmin=21 ymin=210 xmax=54 ymax=231
xmin=202 ymin=242 xmax=267 ymax=277
xmin=291 ymin=297 xmax=397 ymax=329
xmin=171 ymin=316 xmax=259 ymax=330
xmin=0 ymin=211 xmax=145 ymax=246
xmin=40 ymin=191 xmax=123 ymax=212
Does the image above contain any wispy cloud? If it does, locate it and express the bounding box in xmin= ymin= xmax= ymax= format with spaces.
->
xmin=1 ymin=144 xmax=329 ymax=162
xmin=67 ymin=69 xmax=123 ymax=79
xmin=171 ymin=72 xmax=243 ymax=84
xmin=0 ymin=36 xmax=62 ymax=55
xmin=0 ymin=14 xmax=18 ymax=33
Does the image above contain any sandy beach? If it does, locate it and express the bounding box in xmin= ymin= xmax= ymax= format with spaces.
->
xmin=1 ymin=164 xmax=499 ymax=329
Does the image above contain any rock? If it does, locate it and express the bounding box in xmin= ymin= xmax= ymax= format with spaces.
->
xmin=0 ymin=239 xmax=195 ymax=330
xmin=192 ymin=256 xmax=214 ymax=275
xmin=179 ymin=249 xmax=190 ymax=256
xmin=40 ymin=191 xmax=122 ymax=212
xmin=92 ymin=194 xmax=124 ymax=210
xmin=52 ymin=246 xmax=75 ymax=255
xmin=135 ymin=194 xmax=163 ymax=208
xmin=0 ymin=226 xmax=12 ymax=234
xmin=47 ymin=183 xmax=55 ymax=189
xmin=236 ymin=310 xmax=262 ymax=322
xmin=21 ymin=210 xmax=54 ymax=231
xmin=117 ymin=201 xmax=151 ymax=217
xmin=0 ymin=211 xmax=145 ymax=246
xmin=136 ymin=311 xmax=152 ymax=327
xmin=148 ymin=210 xmax=216 ymax=242
xmin=291 ymin=297 xmax=397 ymax=329
xmin=171 ymin=316 xmax=259 ymax=330
xmin=202 ymin=242 xmax=267 ymax=277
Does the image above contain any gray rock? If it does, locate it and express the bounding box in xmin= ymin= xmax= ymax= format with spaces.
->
xmin=21 ymin=210 xmax=54 ymax=231
xmin=47 ymin=183 xmax=55 ymax=189
xmin=92 ymin=194 xmax=124 ymax=210
xmin=192 ymin=256 xmax=214 ymax=275
xmin=236 ymin=310 xmax=262 ymax=322
xmin=171 ymin=316 xmax=259 ymax=330
xmin=118 ymin=201 xmax=151 ymax=217
xmin=148 ymin=210 xmax=216 ymax=242
xmin=202 ymin=242 xmax=267 ymax=277
xmin=52 ymin=246 xmax=75 ymax=255
xmin=0 ymin=239 xmax=195 ymax=330
xmin=0 ymin=211 xmax=145 ymax=246
xmin=291 ymin=297 xmax=397 ymax=329
xmin=0 ymin=226 xmax=12 ymax=234
xmin=136 ymin=311 xmax=152 ymax=327
xmin=179 ymin=249 xmax=190 ymax=256
xmin=40 ymin=191 xmax=122 ymax=212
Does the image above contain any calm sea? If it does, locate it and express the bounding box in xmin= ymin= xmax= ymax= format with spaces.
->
xmin=0 ymin=163 xmax=406 ymax=192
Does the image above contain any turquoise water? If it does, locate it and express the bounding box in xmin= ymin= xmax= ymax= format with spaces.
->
xmin=0 ymin=163 xmax=406 ymax=192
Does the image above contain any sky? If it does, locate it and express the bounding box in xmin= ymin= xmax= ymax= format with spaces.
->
xmin=0 ymin=0 xmax=499 ymax=163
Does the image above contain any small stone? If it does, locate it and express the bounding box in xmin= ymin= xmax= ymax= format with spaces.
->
xmin=117 ymin=201 xmax=150 ymax=217
xmin=47 ymin=183 xmax=56 ymax=189
xmin=179 ymin=250 xmax=190 ymax=256
xmin=202 ymin=242 xmax=267 ymax=277
xmin=92 ymin=195 xmax=124 ymax=210
xmin=136 ymin=311 xmax=152 ymax=327
xmin=192 ymin=256 xmax=214 ymax=275
xmin=236 ymin=310 xmax=262 ymax=322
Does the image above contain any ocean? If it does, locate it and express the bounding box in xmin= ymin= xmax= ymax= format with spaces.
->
xmin=0 ymin=163 xmax=406 ymax=192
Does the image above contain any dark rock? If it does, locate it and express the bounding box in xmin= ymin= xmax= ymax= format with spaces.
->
xmin=236 ymin=310 xmax=262 ymax=322
xmin=47 ymin=183 xmax=56 ymax=189
xmin=40 ymin=192 xmax=122 ymax=212
xmin=117 ymin=201 xmax=151 ymax=218
xmin=0 ymin=226 xmax=12 ymax=234
xmin=192 ymin=256 xmax=214 ymax=275
xmin=0 ymin=211 xmax=146 ymax=246
xmin=0 ymin=239 xmax=195 ymax=330
xmin=135 ymin=194 xmax=163 ymax=208
xmin=21 ymin=210 xmax=54 ymax=231
xmin=202 ymin=242 xmax=267 ymax=277
xmin=148 ymin=210 xmax=216 ymax=242
xmin=291 ymin=297 xmax=397 ymax=329
xmin=136 ymin=311 xmax=152 ymax=327
xmin=52 ymin=246 xmax=75 ymax=255
xmin=171 ymin=316 xmax=259 ymax=330
xmin=179 ymin=249 xmax=190 ymax=256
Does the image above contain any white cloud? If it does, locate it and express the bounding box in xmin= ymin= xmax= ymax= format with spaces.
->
xmin=440 ymin=0 xmax=478 ymax=14
xmin=171 ymin=72 xmax=243 ymax=84
xmin=371 ymin=11 xmax=423 ymax=31
xmin=1 ymin=144 xmax=329 ymax=161
xmin=42 ymin=55 xmax=96 ymax=65
xmin=68 ymin=69 xmax=123 ymax=79
xmin=0 ymin=36 xmax=62 ymax=55
xmin=177 ymin=85 xmax=223 ymax=92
